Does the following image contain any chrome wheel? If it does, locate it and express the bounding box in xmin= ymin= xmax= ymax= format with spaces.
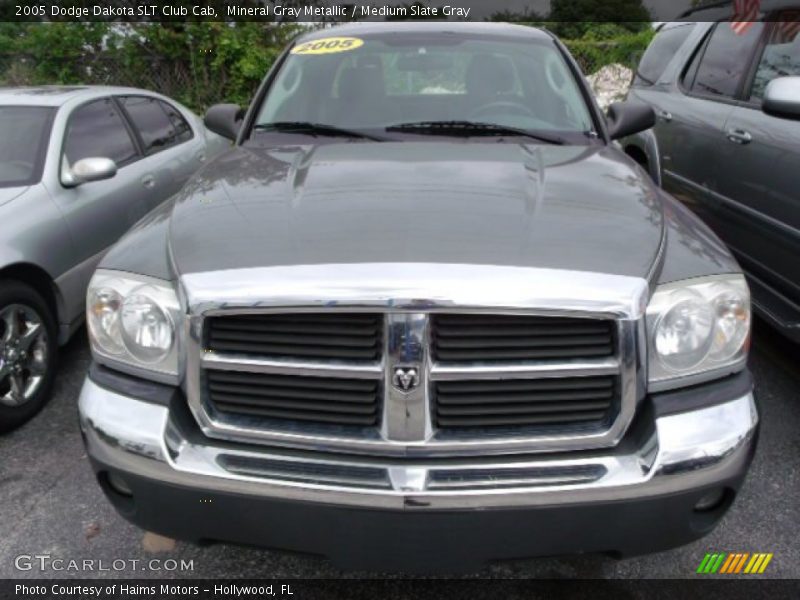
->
xmin=0 ymin=304 xmax=49 ymax=407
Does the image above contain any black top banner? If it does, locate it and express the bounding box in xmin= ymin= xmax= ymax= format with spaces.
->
xmin=3 ymin=0 xmax=797 ymax=23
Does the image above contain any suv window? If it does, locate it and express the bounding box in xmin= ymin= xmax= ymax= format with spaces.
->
xmin=119 ymin=96 xmax=192 ymax=155
xmin=634 ymin=24 xmax=694 ymax=86
xmin=749 ymin=17 xmax=800 ymax=101
xmin=685 ymin=22 xmax=765 ymax=99
xmin=64 ymin=98 xmax=138 ymax=166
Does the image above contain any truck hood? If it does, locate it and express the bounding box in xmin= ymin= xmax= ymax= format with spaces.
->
xmin=168 ymin=142 xmax=664 ymax=279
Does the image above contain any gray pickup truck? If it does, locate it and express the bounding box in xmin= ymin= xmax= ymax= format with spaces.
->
xmin=78 ymin=23 xmax=758 ymax=572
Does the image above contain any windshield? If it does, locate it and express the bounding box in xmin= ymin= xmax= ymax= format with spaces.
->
xmin=255 ymin=33 xmax=595 ymax=142
xmin=0 ymin=106 xmax=54 ymax=187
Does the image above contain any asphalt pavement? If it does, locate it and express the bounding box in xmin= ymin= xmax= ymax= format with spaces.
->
xmin=1 ymin=320 xmax=797 ymax=579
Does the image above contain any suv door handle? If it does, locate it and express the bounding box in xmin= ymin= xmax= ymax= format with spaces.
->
xmin=726 ymin=129 xmax=752 ymax=145
xmin=141 ymin=174 xmax=156 ymax=189
xmin=657 ymin=110 xmax=673 ymax=122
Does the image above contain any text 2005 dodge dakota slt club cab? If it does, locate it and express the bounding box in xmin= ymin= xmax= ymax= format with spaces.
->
xmin=78 ymin=23 xmax=758 ymax=572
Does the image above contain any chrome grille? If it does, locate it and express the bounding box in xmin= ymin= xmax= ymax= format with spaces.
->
xmin=433 ymin=376 xmax=616 ymax=429
xmin=431 ymin=314 xmax=615 ymax=361
xmin=206 ymin=313 xmax=382 ymax=361
xmin=206 ymin=370 xmax=381 ymax=427
xmin=189 ymin=296 xmax=640 ymax=457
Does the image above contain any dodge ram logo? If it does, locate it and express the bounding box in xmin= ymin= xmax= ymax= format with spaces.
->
xmin=392 ymin=366 xmax=420 ymax=392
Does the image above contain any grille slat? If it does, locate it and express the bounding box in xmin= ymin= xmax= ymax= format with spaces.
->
xmin=207 ymin=371 xmax=378 ymax=393
xmin=435 ymin=334 xmax=612 ymax=350
xmin=210 ymin=331 xmax=379 ymax=349
xmin=437 ymin=411 xmax=609 ymax=428
xmin=208 ymin=382 xmax=377 ymax=404
xmin=213 ymin=322 xmax=380 ymax=336
xmin=434 ymin=346 xmax=612 ymax=361
xmin=436 ymin=389 xmax=614 ymax=406
xmin=433 ymin=324 xmax=610 ymax=337
xmin=206 ymin=370 xmax=381 ymax=428
xmin=437 ymin=378 xmax=614 ymax=394
xmin=212 ymin=403 xmax=378 ymax=426
xmin=433 ymin=375 xmax=616 ymax=430
xmin=431 ymin=314 xmax=614 ymax=362
xmin=212 ymin=393 xmax=378 ymax=415
xmin=208 ymin=341 xmax=380 ymax=360
xmin=207 ymin=313 xmax=382 ymax=361
xmin=437 ymin=401 xmax=611 ymax=417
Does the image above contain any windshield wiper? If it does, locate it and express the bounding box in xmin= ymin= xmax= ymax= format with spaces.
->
xmin=253 ymin=122 xmax=384 ymax=141
xmin=386 ymin=121 xmax=565 ymax=145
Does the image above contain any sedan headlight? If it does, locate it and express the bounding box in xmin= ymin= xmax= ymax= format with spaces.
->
xmin=647 ymin=274 xmax=750 ymax=390
xmin=87 ymin=270 xmax=181 ymax=382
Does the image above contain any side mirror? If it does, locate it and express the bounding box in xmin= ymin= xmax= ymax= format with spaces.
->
xmin=62 ymin=157 xmax=117 ymax=187
xmin=762 ymin=76 xmax=800 ymax=120
xmin=204 ymin=103 xmax=244 ymax=141
xmin=606 ymin=101 xmax=656 ymax=141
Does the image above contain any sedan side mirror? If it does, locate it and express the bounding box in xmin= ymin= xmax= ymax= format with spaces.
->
xmin=62 ymin=157 xmax=117 ymax=188
xmin=204 ymin=104 xmax=244 ymax=141
xmin=762 ymin=76 xmax=800 ymax=120
xmin=606 ymin=101 xmax=656 ymax=141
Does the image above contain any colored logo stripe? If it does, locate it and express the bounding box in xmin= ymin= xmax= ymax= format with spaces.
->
xmin=698 ymin=552 xmax=773 ymax=574
xmin=697 ymin=553 xmax=727 ymax=573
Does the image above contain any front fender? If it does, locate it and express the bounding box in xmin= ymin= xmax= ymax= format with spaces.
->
xmin=98 ymin=197 xmax=176 ymax=281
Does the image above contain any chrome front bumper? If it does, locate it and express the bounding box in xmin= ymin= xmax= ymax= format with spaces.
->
xmin=78 ymin=377 xmax=758 ymax=511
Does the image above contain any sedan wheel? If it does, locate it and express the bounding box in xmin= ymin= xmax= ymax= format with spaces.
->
xmin=0 ymin=280 xmax=58 ymax=432
xmin=0 ymin=304 xmax=49 ymax=407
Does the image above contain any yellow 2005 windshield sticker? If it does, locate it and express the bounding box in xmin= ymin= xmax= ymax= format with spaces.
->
xmin=291 ymin=37 xmax=364 ymax=55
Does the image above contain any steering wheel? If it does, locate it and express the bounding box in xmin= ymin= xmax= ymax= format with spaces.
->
xmin=470 ymin=100 xmax=536 ymax=121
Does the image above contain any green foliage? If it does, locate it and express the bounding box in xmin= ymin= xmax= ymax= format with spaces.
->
xmin=548 ymin=0 xmax=651 ymax=39
xmin=0 ymin=22 xmax=305 ymax=112
xmin=0 ymin=23 xmax=110 ymax=83
xmin=564 ymin=28 xmax=655 ymax=75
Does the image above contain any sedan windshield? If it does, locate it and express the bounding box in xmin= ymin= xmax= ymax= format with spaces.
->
xmin=255 ymin=33 xmax=595 ymax=143
xmin=0 ymin=106 xmax=54 ymax=187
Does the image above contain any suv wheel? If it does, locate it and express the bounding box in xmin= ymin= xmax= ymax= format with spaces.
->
xmin=0 ymin=280 xmax=58 ymax=432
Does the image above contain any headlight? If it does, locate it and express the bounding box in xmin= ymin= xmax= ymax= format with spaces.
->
xmin=647 ymin=274 xmax=750 ymax=391
xmin=87 ymin=270 xmax=181 ymax=382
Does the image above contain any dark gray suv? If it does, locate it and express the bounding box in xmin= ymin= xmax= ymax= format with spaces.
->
xmin=624 ymin=5 xmax=800 ymax=342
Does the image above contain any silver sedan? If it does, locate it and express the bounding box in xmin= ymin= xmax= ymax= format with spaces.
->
xmin=0 ymin=86 xmax=227 ymax=431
